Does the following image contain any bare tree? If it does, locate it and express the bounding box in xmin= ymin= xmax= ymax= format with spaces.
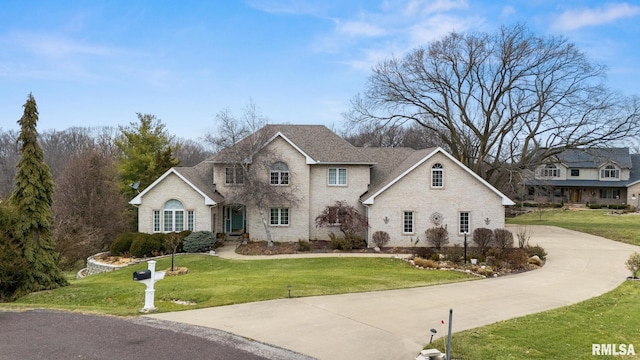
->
xmin=346 ymin=24 xmax=640 ymax=187
xmin=53 ymin=145 xmax=129 ymax=268
xmin=0 ymin=129 xmax=20 ymax=198
xmin=173 ymin=137 xmax=211 ymax=166
xmin=343 ymin=122 xmax=447 ymax=149
xmin=211 ymin=102 xmax=301 ymax=247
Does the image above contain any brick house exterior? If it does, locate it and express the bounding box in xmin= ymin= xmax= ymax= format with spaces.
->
xmin=130 ymin=125 xmax=514 ymax=247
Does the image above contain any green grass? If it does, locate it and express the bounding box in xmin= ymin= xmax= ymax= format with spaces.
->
xmin=451 ymin=281 xmax=640 ymax=359
xmin=507 ymin=209 xmax=640 ymax=246
xmin=3 ymin=255 xmax=475 ymax=316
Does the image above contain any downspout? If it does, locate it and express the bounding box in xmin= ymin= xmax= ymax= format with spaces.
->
xmin=363 ymin=204 xmax=371 ymax=248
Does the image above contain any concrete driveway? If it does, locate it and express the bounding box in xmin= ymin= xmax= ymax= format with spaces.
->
xmin=147 ymin=226 xmax=639 ymax=360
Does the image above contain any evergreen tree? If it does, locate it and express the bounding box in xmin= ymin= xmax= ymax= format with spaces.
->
xmin=116 ymin=113 xmax=179 ymax=198
xmin=0 ymin=203 xmax=29 ymax=301
xmin=8 ymin=93 xmax=68 ymax=297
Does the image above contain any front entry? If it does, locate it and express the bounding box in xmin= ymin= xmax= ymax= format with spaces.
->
xmin=224 ymin=205 xmax=246 ymax=234
xmin=568 ymin=188 xmax=582 ymax=203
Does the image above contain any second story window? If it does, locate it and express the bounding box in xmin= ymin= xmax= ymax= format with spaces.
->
xmin=431 ymin=163 xmax=444 ymax=188
xmin=328 ymin=168 xmax=347 ymax=186
xmin=541 ymin=164 xmax=560 ymax=177
xmin=600 ymin=165 xmax=619 ymax=179
xmin=225 ymin=166 xmax=244 ymax=185
xmin=270 ymin=161 xmax=289 ymax=185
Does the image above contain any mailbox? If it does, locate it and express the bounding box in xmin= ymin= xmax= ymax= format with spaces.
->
xmin=133 ymin=270 xmax=152 ymax=281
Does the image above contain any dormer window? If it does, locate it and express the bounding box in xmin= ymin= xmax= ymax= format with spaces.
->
xmin=225 ymin=166 xmax=244 ymax=185
xmin=270 ymin=161 xmax=289 ymax=185
xmin=541 ymin=164 xmax=560 ymax=177
xmin=600 ymin=165 xmax=619 ymax=179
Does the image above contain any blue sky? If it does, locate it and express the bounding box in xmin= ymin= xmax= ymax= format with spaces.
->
xmin=1 ymin=1 xmax=639 ymax=140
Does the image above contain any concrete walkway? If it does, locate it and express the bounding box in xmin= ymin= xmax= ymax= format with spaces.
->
xmin=147 ymin=226 xmax=639 ymax=360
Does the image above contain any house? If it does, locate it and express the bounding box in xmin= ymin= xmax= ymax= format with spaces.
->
xmin=523 ymin=148 xmax=640 ymax=207
xmin=130 ymin=125 xmax=515 ymax=247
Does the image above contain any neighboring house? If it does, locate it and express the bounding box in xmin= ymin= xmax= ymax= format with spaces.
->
xmin=523 ymin=148 xmax=640 ymax=207
xmin=130 ymin=125 xmax=515 ymax=247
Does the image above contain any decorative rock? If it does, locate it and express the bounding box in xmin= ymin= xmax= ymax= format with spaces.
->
xmin=374 ymin=246 xmax=381 ymax=252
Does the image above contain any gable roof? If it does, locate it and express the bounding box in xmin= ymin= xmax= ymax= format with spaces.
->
xmin=627 ymin=154 xmax=640 ymax=186
xmin=551 ymin=148 xmax=632 ymax=169
xmin=360 ymin=147 xmax=515 ymax=206
xmin=208 ymin=124 xmax=376 ymax=165
xmin=129 ymin=165 xmax=224 ymax=206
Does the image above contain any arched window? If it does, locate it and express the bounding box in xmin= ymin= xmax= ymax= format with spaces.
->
xmin=270 ymin=161 xmax=289 ymax=185
xmin=163 ymin=199 xmax=185 ymax=232
xmin=431 ymin=163 xmax=444 ymax=188
xmin=541 ymin=164 xmax=560 ymax=177
xmin=601 ymin=164 xmax=619 ymax=179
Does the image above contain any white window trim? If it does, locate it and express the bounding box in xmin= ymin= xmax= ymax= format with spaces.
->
xmin=431 ymin=163 xmax=444 ymax=188
xmin=269 ymin=207 xmax=290 ymax=226
xmin=459 ymin=211 xmax=470 ymax=235
xmin=600 ymin=165 xmax=620 ymax=180
xmin=402 ymin=210 xmax=415 ymax=234
xmin=328 ymin=167 xmax=348 ymax=186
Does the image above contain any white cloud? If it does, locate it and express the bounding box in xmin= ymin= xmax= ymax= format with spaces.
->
xmin=500 ymin=5 xmax=516 ymax=18
xmin=402 ymin=0 xmax=468 ymax=16
xmin=247 ymin=0 xmax=326 ymax=16
xmin=552 ymin=3 xmax=640 ymax=31
xmin=12 ymin=33 xmax=114 ymax=59
xmin=335 ymin=19 xmax=386 ymax=37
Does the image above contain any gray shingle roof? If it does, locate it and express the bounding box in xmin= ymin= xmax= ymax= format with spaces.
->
xmin=554 ymin=148 xmax=631 ymax=169
xmin=629 ymin=154 xmax=640 ymax=184
xmin=173 ymin=164 xmax=225 ymax=203
xmin=359 ymin=147 xmax=436 ymax=200
xmin=209 ymin=124 xmax=376 ymax=164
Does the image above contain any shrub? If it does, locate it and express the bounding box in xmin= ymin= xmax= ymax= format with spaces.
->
xmin=515 ymin=225 xmax=530 ymax=248
xmin=130 ymin=233 xmax=164 ymax=258
xmin=412 ymin=246 xmax=436 ymax=260
xmin=493 ymin=229 xmax=514 ymax=250
xmin=329 ymin=232 xmax=366 ymax=250
xmin=525 ymin=244 xmax=547 ymax=259
xmin=110 ymin=232 xmax=137 ymax=256
xmin=442 ymin=244 xmax=465 ymax=264
xmin=425 ymin=226 xmax=449 ymax=250
xmin=626 ymin=252 xmax=640 ymax=278
xmin=477 ymin=266 xmax=493 ymax=277
xmin=183 ymin=231 xmax=217 ymax=253
xmin=413 ymin=257 xmax=440 ymax=269
xmin=502 ymin=248 xmax=529 ymax=270
xmin=297 ymin=239 xmax=311 ymax=252
xmin=472 ymin=228 xmax=494 ymax=255
xmin=372 ymin=231 xmax=390 ymax=248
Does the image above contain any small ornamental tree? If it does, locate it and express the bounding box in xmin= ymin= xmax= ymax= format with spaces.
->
xmin=626 ymin=252 xmax=640 ymax=279
xmin=425 ymin=225 xmax=449 ymax=250
xmin=315 ymin=201 xmax=369 ymax=236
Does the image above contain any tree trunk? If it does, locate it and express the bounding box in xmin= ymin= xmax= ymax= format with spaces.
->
xmin=257 ymin=206 xmax=274 ymax=247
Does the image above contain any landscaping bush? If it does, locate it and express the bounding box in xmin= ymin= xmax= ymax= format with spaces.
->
xmin=329 ymin=232 xmax=366 ymax=250
xmin=502 ymin=248 xmax=529 ymax=270
xmin=442 ymin=244 xmax=465 ymax=264
xmin=413 ymin=257 xmax=440 ymax=269
xmin=183 ymin=231 xmax=217 ymax=253
xmin=493 ymin=229 xmax=514 ymax=250
xmin=297 ymin=239 xmax=311 ymax=252
xmin=525 ymin=244 xmax=547 ymax=259
xmin=412 ymin=246 xmax=436 ymax=260
xmin=425 ymin=226 xmax=449 ymax=250
xmin=472 ymin=228 xmax=494 ymax=255
xmin=130 ymin=233 xmax=164 ymax=258
xmin=372 ymin=231 xmax=390 ymax=248
xmin=110 ymin=232 xmax=137 ymax=256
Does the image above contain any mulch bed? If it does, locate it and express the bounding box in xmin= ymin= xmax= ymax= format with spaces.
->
xmin=234 ymin=240 xmax=415 ymax=256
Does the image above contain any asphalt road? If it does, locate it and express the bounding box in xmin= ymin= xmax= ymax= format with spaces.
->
xmin=0 ymin=309 xmax=313 ymax=360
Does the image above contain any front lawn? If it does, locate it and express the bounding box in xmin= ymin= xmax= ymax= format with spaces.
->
xmin=507 ymin=209 xmax=640 ymax=246
xmin=450 ymin=281 xmax=640 ymax=359
xmin=4 ymin=255 xmax=476 ymax=316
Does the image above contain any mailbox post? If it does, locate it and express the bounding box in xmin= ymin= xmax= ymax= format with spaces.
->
xmin=133 ymin=260 xmax=165 ymax=312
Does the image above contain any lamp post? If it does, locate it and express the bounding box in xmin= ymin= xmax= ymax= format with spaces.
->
xmin=464 ymin=232 xmax=468 ymax=264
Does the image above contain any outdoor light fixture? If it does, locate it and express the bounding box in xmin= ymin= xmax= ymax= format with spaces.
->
xmin=287 ymin=285 xmax=292 ymax=298
xmin=429 ymin=328 xmax=437 ymax=344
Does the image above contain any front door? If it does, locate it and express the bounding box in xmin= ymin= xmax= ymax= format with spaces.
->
xmin=568 ymin=189 xmax=582 ymax=203
xmin=224 ymin=205 xmax=245 ymax=233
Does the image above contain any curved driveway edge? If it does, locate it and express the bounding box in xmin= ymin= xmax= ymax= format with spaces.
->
xmin=147 ymin=226 xmax=640 ymax=360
